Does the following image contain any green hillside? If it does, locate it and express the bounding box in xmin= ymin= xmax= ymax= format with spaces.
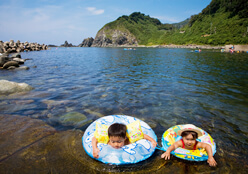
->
xmin=99 ymin=0 xmax=248 ymax=46
xmin=102 ymin=12 xmax=175 ymax=45
xmin=167 ymin=0 xmax=248 ymax=45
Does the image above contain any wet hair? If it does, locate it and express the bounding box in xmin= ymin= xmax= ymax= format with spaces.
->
xmin=108 ymin=123 xmax=127 ymax=138
xmin=181 ymin=131 xmax=198 ymax=139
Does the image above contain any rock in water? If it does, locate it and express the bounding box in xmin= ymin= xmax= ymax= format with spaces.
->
xmin=0 ymin=56 xmax=10 ymax=67
xmin=2 ymin=61 xmax=19 ymax=69
xmin=0 ymin=80 xmax=34 ymax=95
xmin=59 ymin=112 xmax=92 ymax=127
xmin=79 ymin=37 xmax=94 ymax=47
xmin=11 ymin=53 xmax=21 ymax=58
xmin=13 ymin=58 xmax=25 ymax=64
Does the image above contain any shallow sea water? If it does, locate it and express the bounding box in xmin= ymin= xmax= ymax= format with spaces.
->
xmin=0 ymin=47 xmax=247 ymax=173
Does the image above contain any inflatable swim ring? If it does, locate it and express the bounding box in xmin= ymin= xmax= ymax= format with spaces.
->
xmin=82 ymin=115 xmax=157 ymax=165
xmin=161 ymin=124 xmax=216 ymax=161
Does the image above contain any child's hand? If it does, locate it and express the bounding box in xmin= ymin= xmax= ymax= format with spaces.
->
xmin=143 ymin=134 xmax=157 ymax=148
xmin=161 ymin=151 xmax=171 ymax=160
xmin=207 ymin=157 xmax=217 ymax=167
xmin=93 ymin=147 xmax=100 ymax=159
xmin=151 ymin=141 xmax=157 ymax=148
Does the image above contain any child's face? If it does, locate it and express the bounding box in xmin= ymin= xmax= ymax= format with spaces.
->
xmin=108 ymin=136 xmax=125 ymax=149
xmin=182 ymin=134 xmax=196 ymax=149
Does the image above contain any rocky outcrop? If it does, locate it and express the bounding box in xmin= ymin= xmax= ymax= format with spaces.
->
xmin=92 ymin=27 xmax=138 ymax=47
xmin=61 ymin=41 xmax=75 ymax=47
xmin=0 ymin=80 xmax=34 ymax=95
xmin=0 ymin=53 xmax=31 ymax=70
xmin=48 ymin=44 xmax=58 ymax=47
xmin=78 ymin=37 xmax=94 ymax=47
xmin=0 ymin=40 xmax=48 ymax=53
xmin=2 ymin=61 xmax=19 ymax=69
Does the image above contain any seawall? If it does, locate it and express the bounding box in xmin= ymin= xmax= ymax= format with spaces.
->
xmin=0 ymin=40 xmax=48 ymax=53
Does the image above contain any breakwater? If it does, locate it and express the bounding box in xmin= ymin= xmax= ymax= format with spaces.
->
xmin=0 ymin=40 xmax=48 ymax=53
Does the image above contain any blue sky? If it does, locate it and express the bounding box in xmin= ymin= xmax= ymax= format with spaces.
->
xmin=0 ymin=0 xmax=211 ymax=45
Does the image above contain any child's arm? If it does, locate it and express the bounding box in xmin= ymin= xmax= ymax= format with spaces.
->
xmin=197 ymin=142 xmax=217 ymax=167
xmin=143 ymin=134 xmax=157 ymax=148
xmin=92 ymin=136 xmax=100 ymax=158
xmin=161 ymin=140 xmax=182 ymax=160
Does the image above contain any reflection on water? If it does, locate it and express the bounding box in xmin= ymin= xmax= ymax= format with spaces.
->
xmin=0 ymin=47 xmax=247 ymax=173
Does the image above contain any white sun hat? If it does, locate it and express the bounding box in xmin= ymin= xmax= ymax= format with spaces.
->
xmin=178 ymin=124 xmax=203 ymax=137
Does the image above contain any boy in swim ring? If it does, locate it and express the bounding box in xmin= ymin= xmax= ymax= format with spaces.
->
xmin=92 ymin=123 xmax=157 ymax=158
xmin=161 ymin=124 xmax=217 ymax=167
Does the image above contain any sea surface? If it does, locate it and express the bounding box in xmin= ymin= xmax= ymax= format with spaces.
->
xmin=0 ymin=47 xmax=247 ymax=173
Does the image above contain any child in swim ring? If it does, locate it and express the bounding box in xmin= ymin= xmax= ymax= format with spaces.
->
xmin=92 ymin=123 xmax=157 ymax=158
xmin=161 ymin=124 xmax=217 ymax=167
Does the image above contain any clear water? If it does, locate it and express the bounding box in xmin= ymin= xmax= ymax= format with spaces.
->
xmin=0 ymin=47 xmax=248 ymax=173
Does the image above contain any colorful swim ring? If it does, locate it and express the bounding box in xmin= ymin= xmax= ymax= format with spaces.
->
xmin=161 ymin=124 xmax=216 ymax=161
xmin=82 ymin=115 xmax=157 ymax=165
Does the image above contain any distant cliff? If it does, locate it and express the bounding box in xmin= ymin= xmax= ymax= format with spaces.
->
xmin=92 ymin=26 xmax=138 ymax=47
xmin=92 ymin=12 xmax=175 ymax=47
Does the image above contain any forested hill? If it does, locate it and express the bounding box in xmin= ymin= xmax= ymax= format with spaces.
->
xmin=179 ymin=0 xmax=248 ymax=45
xmin=92 ymin=12 xmax=176 ymax=46
xmin=92 ymin=0 xmax=248 ymax=46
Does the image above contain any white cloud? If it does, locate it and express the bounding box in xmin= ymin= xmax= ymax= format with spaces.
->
xmin=86 ymin=7 xmax=104 ymax=15
xmin=0 ymin=4 xmax=88 ymax=44
xmin=0 ymin=2 xmax=107 ymax=44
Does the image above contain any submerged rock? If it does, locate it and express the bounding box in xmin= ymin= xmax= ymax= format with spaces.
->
xmin=42 ymin=99 xmax=72 ymax=110
xmin=0 ymin=115 xmax=56 ymax=162
xmin=84 ymin=109 xmax=104 ymax=117
xmin=0 ymin=80 xmax=34 ymax=95
xmin=59 ymin=112 xmax=92 ymax=127
xmin=0 ymin=115 xmax=96 ymax=173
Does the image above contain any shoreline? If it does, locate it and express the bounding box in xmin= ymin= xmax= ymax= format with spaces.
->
xmin=94 ymin=44 xmax=248 ymax=52
xmin=54 ymin=44 xmax=224 ymax=49
xmin=51 ymin=44 xmax=248 ymax=52
xmin=135 ymin=44 xmax=224 ymax=49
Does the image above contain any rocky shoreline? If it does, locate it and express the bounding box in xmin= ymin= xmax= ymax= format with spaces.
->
xmin=148 ymin=44 xmax=224 ymax=49
xmin=0 ymin=53 xmax=32 ymax=70
xmin=78 ymin=39 xmax=248 ymax=52
xmin=77 ymin=37 xmax=225 ymax=50
xmin=54 ymin=39 xmax=247 ymax=52
xmin=0 ymin=40 xmax=48 ymax=71
xmin=73 ymin=37 xmax=225 ymax=50
xmin=0 ymin=40 xmax=48 ymax=53
xmin=107 ymin=44 xmax=225 ymax=49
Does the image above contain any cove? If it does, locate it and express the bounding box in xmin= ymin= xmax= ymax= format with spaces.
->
xmin=0 ymin=47 xmax=247 ymax=173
